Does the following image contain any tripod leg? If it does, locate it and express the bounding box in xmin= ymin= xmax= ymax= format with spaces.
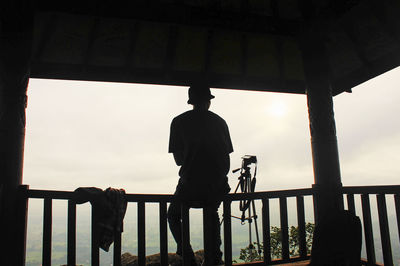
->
xmin=234 ymin=179 xmax=241 ymax=194
xmin=248 ymin=206 xmax=252 ymax=247
xmin=251 ymin=199 xmax=261 ymax=254
xmin=247 ymin=179 xmax=253 ymax=248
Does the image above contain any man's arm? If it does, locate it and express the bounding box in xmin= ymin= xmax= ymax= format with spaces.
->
xmin=169 ymin=118 xmax=184 ymax=166
xmin=173 ymin=152 xmax=183 ymax=166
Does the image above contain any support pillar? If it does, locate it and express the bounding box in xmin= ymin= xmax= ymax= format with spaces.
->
xmin=300 ymin=28 xmax=344 ymax=222
xmin=0 ymin=1 xmax=32 ymax=264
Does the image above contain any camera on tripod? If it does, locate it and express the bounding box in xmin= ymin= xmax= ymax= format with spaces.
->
xmin=233 ymin=155 xmax=257 ymax=174
xmin=242 ymin=155 xmax=257 ymax=166
xmin=231 ymin=155 xmax=261 ymax=255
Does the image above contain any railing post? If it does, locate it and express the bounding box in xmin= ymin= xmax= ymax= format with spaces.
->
xmin=203 ymin=206 xmax=214 ymax=265
xmin=395 ymin=194 xmax=400 ymax=248
xmin=262 ymin=198 xmax=271 ymax=264
xmin=361 ymin=194 xmax=376 ymax=265
xmin=159 ymin=201 xmax=168 ymax=266
xmin=16 ymin=185 xmax=29 ymax=266
xmin=223 ymin=200 xmax=232 ymax=266
xmin=43 ymin=198 xmax=53 ymax=266
xmin=296 ymin=196 xmax=307 ymax=258
xmin=312 ymin=193 xmax=318 ymax=224
xmin=91 ymin=205 xmax=100 ymax=266
xmin=376 ymin=194 xmax=393 ymax=265
xmin=346 ymin=194 xmax=356 ymax=215
xmin=67 ymin=200 xmax=76 ymax=266
xmin=279 ymin=197 xmax=289 ymax=261
xmin=138 ymin=201 xmax=146 ymax=266
xmin=113 ymin=226 xmax=122 ymax=266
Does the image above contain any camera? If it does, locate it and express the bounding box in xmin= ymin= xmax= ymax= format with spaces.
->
xmin=242 ymin=155 xmax=257 ymax=167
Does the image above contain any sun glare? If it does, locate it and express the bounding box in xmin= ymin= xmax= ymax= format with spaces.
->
xmin=267 ymin=101 xmax=287 ymax=118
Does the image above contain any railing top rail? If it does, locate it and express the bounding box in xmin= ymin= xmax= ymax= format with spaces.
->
xmin=342 ymin=185 xmax=400 ymax=195
xmin=225 ymin=187 xmax=314 ymax=200
xmin=26 ymin=187 xmax=314 ymax=201
xmin=125 ymin=194 xmax=175 ymax=202
xmin=28 ymin=189 xmax=74 ymax=200
xmin=27 ymin=189 xmax=175 ymax=202
xmin=26 ymin=185 xmax=400 ymax=202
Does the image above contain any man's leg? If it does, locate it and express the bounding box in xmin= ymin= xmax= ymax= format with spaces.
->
xmin=167 ymin=199 xmax=183 ymax=254
xmin=168 ymin=199 xmax=196 ymax=255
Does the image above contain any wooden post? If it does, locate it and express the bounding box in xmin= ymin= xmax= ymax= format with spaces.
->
xmin=159 ymin=201 xmax=168 ymax=266
xmin=0 ymin=1 xmax=32 ymax=263
xmin=16 ymin=185 xmax=29 ymax=265
xmin=138 ymin=201 xmax=146 ymax=266
xmin=203 ymin=206 xmax=216 ymax=266
xmin=223 ymin=200 xmax=233 ymax=266
xmin=300 ymin=27 xmax=344 ymax=222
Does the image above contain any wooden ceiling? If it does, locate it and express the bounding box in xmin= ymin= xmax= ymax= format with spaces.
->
xmin=26 ymin=0 xmax=400 ymax=95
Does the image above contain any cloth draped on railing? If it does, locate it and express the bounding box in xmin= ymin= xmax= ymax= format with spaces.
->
xmin=73 ymin=187 xmax=127 ymax=251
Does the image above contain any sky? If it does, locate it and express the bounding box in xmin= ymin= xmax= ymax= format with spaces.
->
xmin=23 ymin=67 xmax=400 ymax=194
xmin=22 ymin=68 xmax=400 ymax=264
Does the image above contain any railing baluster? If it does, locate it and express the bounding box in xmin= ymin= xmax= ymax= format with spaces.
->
xmin=181 ymin=204 xmax=191 ymax=266
xmin=279 ymin=197 xmax=289 ymax=261
xmin=361 ymin=194 xmax=376 ymax=264
xmin=296 ymin=196 xmax=307 ymax=258
xmin=223 ymin=200 xmax=232 ymax=266
xmin=312 ymin=194 xmax=318 ymax=224
xmin=395 ymin=194 xmax=400 ymax=247
xmin=376 ymin=194 xmax=393 ymax=265
xmin=138 ymin=201 xmax=146 ymax=266
xmin=159 ymin=201 xmax=168 ymax=266
xmin=262 ymin=198 xmax=271 ymax=264
xmin=113 ymin=227 xmax=122 ymax=266
xmin=203 ymin=206 xmax=214 ymax=265
xmin=67 ymin=200 xmax=76 ymax=266
xmin=16 ymin=185 xmax=29 ymax=266
xmin=43 ymin=198 xmax=52 ymax=266
xmin=91 ymin=206 xmax=99 ymax=266
xmin=347 ymin=194 xmax=356 ymax=215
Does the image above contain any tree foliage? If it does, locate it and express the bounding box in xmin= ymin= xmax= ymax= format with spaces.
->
xmin=237 ymin=243 xmax=263 ymax=262
xmin=235 ymin=223 xmax=315 ymax=263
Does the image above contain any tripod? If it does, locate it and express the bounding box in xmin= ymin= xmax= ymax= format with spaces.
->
xmin=231 ymin=155 xmax=261 ymax=255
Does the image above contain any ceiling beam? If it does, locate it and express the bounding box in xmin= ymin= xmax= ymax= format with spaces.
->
xmin=34 ymin=1 xmax=302 ymax=36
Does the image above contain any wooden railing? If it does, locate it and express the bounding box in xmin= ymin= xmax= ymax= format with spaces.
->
xmin=342 ymin=185 xmax=400 ymax=266
xmin=20 ymin=185 xmax=400 ymax=265
xmin=223 ymin=188 xmax=314 ymax=265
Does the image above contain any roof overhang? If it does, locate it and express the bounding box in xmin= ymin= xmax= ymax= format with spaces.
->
xmin=25 ymin=0 xmax=400 ymax=95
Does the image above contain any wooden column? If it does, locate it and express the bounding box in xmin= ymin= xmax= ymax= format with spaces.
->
xmin=0 ymin=1 xmax=32 ymax=264
xmin=300 ymin=27 xmax=344 ymax=222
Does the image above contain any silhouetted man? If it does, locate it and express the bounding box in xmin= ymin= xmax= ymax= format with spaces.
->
xmin=168 ymin=83 xmax=233 ymax=265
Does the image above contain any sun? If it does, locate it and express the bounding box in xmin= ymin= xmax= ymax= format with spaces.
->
xmin=267 ymin=101 xmax=287 ymax=118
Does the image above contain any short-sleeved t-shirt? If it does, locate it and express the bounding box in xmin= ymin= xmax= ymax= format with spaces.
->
xmin=169 ymin=110 xmax=233 ymax=185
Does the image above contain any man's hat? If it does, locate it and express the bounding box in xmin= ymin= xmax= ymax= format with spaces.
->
xmin=187 ymin=84 xmax=215 ymax=104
